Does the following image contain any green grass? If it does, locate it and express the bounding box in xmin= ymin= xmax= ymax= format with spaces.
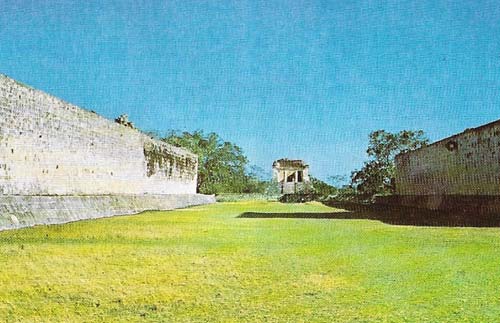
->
xmin=1 ymin=201 xmax=500 ymax=322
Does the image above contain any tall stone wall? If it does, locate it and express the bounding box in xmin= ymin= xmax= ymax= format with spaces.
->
xmin=395 ymin=120 xmax=500 ymax=196
xmin=0 ymin=74 xmax=198 ymax=195
xmin=0 ymin=74 xmax=215 ymax=230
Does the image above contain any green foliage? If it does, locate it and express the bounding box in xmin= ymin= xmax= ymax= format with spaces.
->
xmin=366 ymin=129 xmax=429 ymax=164
xmin=264 ymin=180 xmax=281 ymax=196
xmin=327 ymin=186 xmax=360 ymax=202
xmin=310 ymin=177 xmax=337 ymax=198
xmin=352 ymin=130 xmax=429 ymax=197
xmin=327 ymin=175 xmax=349 ymax=188
xmin=319 ymin=175 xmax=361 ymax=202
xmin=277 ymin=177 xmax=338 ymax=203
xmin=162 ymin=130 xmax=264 ymax=194
xmin=278 ymin=193 xmax=319 ymax=203
xmin=243 ymin=165 xmax=269 ymax=194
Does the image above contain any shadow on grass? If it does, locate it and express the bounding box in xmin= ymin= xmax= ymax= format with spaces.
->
xmin=238 ymin=202 xmax=500 ymax=227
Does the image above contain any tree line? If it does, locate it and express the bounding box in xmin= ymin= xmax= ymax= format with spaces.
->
xmin=140 ymin=120 xmax=429 ymax=199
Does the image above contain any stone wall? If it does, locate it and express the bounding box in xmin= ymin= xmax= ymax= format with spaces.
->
xmin=395 ymin=119 xmax=500 ymax=196
xmin=0 ymin=73 xmax=215 ymax=230
xmin=0 ymin=74 xmax=198 ymax=195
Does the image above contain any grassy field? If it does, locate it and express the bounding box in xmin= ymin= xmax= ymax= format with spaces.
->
xmin=1 ymin=201 xmax=500 ymax=322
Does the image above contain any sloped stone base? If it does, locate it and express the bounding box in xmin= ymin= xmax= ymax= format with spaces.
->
xmin=0 ymin=194 xmax=215 ymax=230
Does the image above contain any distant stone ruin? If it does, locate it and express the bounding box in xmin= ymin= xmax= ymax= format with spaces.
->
xmin=0 ymin=74 xmax=214 ymax=230
xmin=272 ymin=159 xmax=312 ymax=194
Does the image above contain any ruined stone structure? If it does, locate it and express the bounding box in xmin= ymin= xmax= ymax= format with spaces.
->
xmin=272 ymin=159 xmax=311 ymax=194
xmin=0 ymin=74 xmax=214 ymax=230
xmin=379 ymin=119 xmax=500 ymax=213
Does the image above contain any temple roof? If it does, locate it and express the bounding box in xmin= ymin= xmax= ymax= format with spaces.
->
xmin=273 ymin=158 xmax=308 ymax=168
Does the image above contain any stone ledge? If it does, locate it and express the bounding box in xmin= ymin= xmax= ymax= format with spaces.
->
xmin=375 ymin=194 xmax=500 ymax=214
xmin=0 ymin=194 xmax=215 ymax=230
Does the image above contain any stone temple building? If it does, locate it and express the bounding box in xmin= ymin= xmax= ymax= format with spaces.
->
xmin=379 ymin=118 xmax=500 ymax=214
xmin=272 ymin=159 xmax=311 ymax=194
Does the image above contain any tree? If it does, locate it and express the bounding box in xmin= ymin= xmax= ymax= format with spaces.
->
xmin=327 ymin=175 xmax=349 ymax=189
xmin=351 ymin=130 xmax=429 ymax=197
xmin=310 ymin=177 xmax=337 ymax=197
xmin=162 ymin=130 xmax=259 ymax=194
xmin=243 ymin=165 xmax=270 ymax=194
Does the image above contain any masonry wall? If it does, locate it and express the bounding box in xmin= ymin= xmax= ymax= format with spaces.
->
xmin=395 ymin=120 xmax=500 ymax=196
xmin=0 ymin=74 xmax=198 ymax=196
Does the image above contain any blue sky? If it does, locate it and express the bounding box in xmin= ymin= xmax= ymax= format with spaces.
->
xmin=1 ymin=0 xmax=499 ymax=181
